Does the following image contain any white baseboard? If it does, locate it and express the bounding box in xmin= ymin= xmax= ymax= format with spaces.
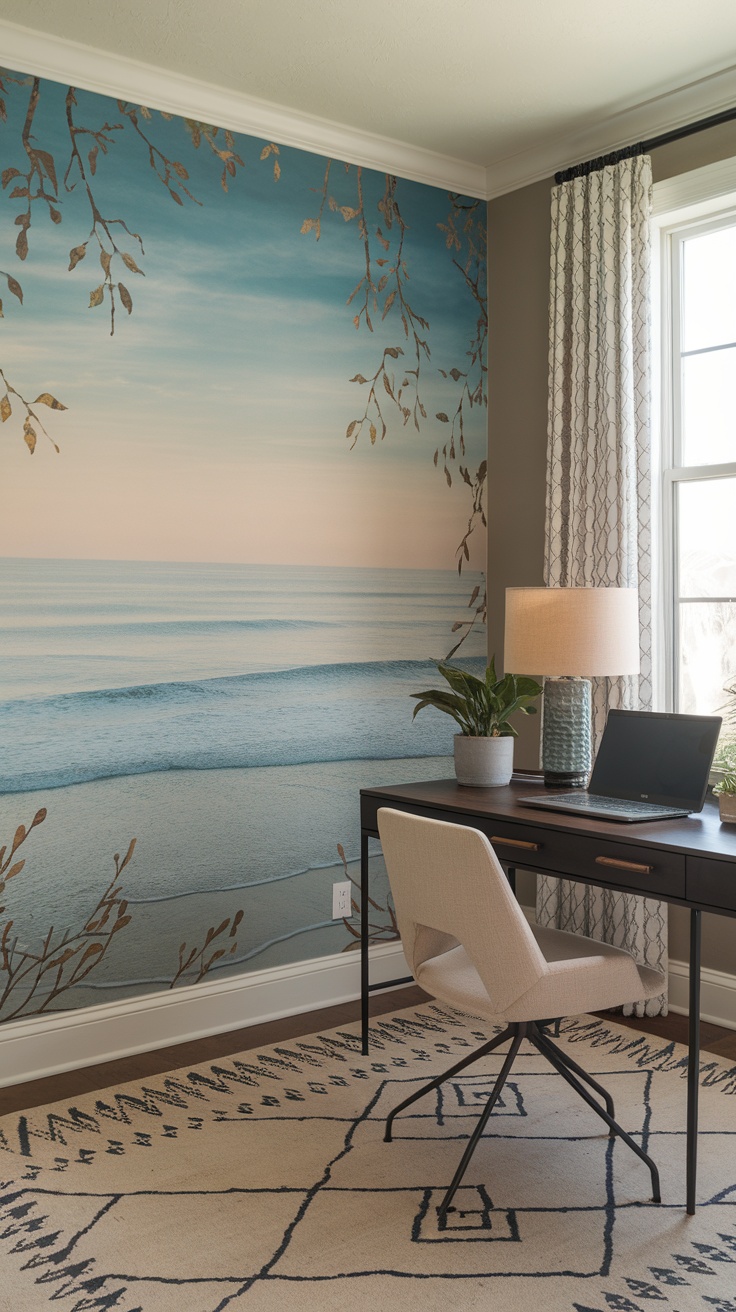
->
xmin=0 ymin=941 xmax=410 ymax=1089
xmin=3 ymin=933 xmax=735 ymax=1091
xmin=668 ymin=957 xmax=736 ymax=1032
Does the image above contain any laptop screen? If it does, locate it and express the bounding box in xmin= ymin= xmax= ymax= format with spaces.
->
xmin=589 ymin=710 xmax=722 ymax=810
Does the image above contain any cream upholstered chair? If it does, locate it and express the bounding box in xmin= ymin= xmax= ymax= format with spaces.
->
xmin=377 ymin=807 xmax=665 ymax=1222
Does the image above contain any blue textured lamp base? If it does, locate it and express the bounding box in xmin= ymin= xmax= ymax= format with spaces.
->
xmin=542 ymin=677 xmax=592 ymax=789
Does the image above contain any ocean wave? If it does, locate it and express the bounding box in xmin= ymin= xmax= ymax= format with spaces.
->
xmin=2 ymin=617 xmax=338 ymax=635
xmin=0 ymin=656 xmax=483 ymax=711
xmin=0 ymin=655 xmax=484 ymax=792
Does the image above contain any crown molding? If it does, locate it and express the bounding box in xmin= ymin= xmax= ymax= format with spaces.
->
xmin=485 ymin=62 xmax=736 ymax=200
xmin=0 ymin=17 xmax=486 ymax=199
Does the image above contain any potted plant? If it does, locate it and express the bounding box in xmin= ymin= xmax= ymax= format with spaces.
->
xmin=713 ymin=680 xmax=736 ymax=823
xmin=713 ymin=742 xmax=736 ymax=824
xmin=411 ymin=658 xmax=542 ymax=787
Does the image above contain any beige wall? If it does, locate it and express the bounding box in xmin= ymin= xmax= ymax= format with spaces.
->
xmin=488 ymin=123 xmax=736 ymax=969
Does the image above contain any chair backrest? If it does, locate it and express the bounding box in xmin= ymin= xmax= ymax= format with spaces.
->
xmin=378 ymin=807 xmax=547 ymax=1015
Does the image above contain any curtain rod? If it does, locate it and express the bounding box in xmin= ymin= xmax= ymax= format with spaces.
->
xmin=554 ymin=104 xmax=736 ymax=185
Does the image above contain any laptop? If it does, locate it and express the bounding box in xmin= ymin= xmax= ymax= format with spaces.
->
xmin=519 ymin=709 xmax=722 ymax=823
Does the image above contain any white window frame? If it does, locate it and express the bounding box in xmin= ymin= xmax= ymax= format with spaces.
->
xmin=652 ymin=158 xmax=736 ymax=714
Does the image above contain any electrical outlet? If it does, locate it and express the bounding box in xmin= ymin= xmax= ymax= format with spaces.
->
xmin=332 ymin=880 xmax=352 ymax=919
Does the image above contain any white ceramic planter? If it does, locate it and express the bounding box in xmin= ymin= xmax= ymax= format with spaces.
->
xmin=453 ymin=734 xmax=514 ymax=788
xmin=718 ymin=792 xmax=736 ymax=824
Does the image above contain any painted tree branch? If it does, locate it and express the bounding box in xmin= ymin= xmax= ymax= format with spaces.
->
xmin=0 ymin=814 xmax=136 ymax=1023
xmin=64 ymin=87 xmax=145 ymax=336
xmin=302 ymin=166 xmax=430 ymax=447
xmin=0 ymin=365 xmax=65 ymax=453
xmin=170 ymin=908 xmax=245 ymax=987
xmin=436 ymin=197 xmax=489 ymax=655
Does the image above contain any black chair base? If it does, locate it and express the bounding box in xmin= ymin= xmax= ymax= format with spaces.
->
xmin=384 ymin=1019 xmax=661 ymax=1223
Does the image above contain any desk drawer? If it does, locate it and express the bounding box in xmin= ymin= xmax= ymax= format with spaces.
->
xmin=488 ymin=823 xmax=685 ymax=898
xmin=688 ymin=855 xmax=736 ymax=912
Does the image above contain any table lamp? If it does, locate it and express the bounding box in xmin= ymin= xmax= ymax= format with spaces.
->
xmin=503 ymin=587 xmax=640 ymax=788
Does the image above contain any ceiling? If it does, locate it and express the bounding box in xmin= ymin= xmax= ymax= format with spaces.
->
xmin=2 ymin=0 xmax=736 ymax=196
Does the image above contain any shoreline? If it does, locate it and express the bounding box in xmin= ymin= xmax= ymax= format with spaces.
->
xmin=0 ymin=757 xmax=444 ymax=1017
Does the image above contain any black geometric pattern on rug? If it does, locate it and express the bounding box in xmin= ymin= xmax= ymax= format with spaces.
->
xmin=1 ymin=1008 xmax=735 ymax=1311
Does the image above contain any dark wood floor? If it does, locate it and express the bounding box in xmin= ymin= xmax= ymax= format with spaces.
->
xmin=2 ymin=985 xmax=735 ymax=1118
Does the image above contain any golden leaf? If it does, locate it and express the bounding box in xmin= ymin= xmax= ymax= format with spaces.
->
xmin=100 ymin=250 xmax=111 ymax=276
xmin=79 ymin=942 xmax=103 ymax=964
xmin=445 ymin=467 xmax=452 ymax=487
xmin=300 ymin=218 xmax=315 ymax=234
xmin=436 ymin=412 xmax=449 ymax=423
xmin=382 ymin=290 xmax=396 ymax=320
xmin=383 ymin=374 xmax=393 ymax=398
xmin=346 ymin=420 xmax=358 ymax=440
xmin=23 ymin=420 xmax=36 ymax=454
xmin=89 ymin=284 xmax=104 ymax=308
xmin=172 ymin=161 xmax=189 ymax=179
xmin=68 ymin=245 xmax=87 ymax=271
xmin=5 ymin=860 xmax=24 ymax=880
xmin=88 ymin=145 xmax=98 ymax=176
xmin=121 ymin=252 xmax=144 ymax=276
xmin=49 ymin=206 xmax=62 ymax=226
xmin=34 ymin=393 xmax=67 ymax=411
xmin=370 ymin=423 xmax=377 ymax=445
xmin=0 ymin=395 xmax=10 ymax=423
xmin=46 ymin=947 xmax=77 ymax=971
xmin=15 ymin=229 xmax=28 ymax=261
xmin=118 ymin=282 xmax=133 ymax=314
xmin=260 ymin=145 xmax=271 ymax=160
xmin=273 ymin=160 xmax=281 ymax=181
xmin=36 ymin=149 xmax=58 ymax=192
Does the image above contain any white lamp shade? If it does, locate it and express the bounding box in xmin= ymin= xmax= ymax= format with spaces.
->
xmin=503 ymin=587 xmax=640 ymax=677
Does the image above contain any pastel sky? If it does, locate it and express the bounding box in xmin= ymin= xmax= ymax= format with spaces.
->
xmin=0 ymin=72 xmax=486 ymax=570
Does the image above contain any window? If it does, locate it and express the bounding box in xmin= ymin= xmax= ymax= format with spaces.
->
xmin=654 ymin=163 xmax=736 ymax=721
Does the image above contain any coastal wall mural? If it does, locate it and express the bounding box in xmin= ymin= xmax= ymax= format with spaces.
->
xmin=0 ymin=65 xmax=487 ymax=1021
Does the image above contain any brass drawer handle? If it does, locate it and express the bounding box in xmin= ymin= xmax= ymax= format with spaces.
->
xmin=491 ymin=836 xmax=541 ymax=852
xmin=595 ymin=855 xmax=654 ymax=875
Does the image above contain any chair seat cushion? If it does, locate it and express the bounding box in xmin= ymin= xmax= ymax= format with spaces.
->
xmin=416 ymin=922 xmax=665 ymax=1022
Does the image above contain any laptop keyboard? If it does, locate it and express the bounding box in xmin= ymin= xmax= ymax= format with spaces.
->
xmin=541 ymin=793 xmax=687 ymax=818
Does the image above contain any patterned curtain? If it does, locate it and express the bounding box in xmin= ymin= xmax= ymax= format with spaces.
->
xmin=537 ymin=154 xmax=667 ymax=1018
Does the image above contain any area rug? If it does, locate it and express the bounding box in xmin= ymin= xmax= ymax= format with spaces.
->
xmin=1 ymin=1005 xmax=736 ymax=1312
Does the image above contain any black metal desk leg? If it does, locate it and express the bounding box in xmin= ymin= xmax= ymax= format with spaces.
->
xmin=360 ymin=831 xmax=370 ymax=1055
xmin=686 ymin=908 xmax=702 ymax=1215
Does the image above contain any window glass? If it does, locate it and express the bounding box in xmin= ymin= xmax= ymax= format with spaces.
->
xmin=678 ymin=601 xmax=736 ymax=718
xmin=681 ymin=225 xmax=736 ymax=353
xmin=681 ymin=348 xmax=736 ymax=466
xmin=677 ymin=478 xmax=736 ymax=597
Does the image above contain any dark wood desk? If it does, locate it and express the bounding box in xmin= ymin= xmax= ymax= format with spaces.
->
xmin=359 ymin=775 xmax=736 ymax=1214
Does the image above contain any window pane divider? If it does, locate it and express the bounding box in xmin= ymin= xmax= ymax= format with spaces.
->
xmin=665 ymin=462 xmax=736 ymax=484
xmin=681 ymin=339 xmax=736 ymax=357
